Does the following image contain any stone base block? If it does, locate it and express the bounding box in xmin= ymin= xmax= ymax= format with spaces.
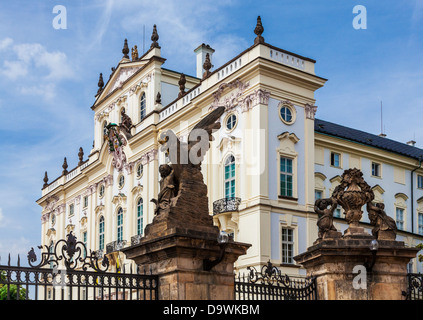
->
xmin=122 ymin=230 xmax=250 ymax=300
xmin=294 ymin=237 xmax=419 ymax=300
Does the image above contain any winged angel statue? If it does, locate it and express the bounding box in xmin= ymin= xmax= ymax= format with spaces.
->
xmin=151 ymin=106 xmax=225 ymax=217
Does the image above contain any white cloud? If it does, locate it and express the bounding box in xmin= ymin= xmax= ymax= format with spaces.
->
xmin=0 ymin=37 xmax=13 ymax=50
xmin=0 ymin=39 xmax=75 ymax=99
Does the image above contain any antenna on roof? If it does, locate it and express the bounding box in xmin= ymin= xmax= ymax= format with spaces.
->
xmin=379 ymin=100 xmax=386 ymax=137
xmin=143 ymin=24 xmax=145 ymax=54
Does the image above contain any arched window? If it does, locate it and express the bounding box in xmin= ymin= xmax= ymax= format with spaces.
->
xmin=99 ymin=216 xmax=105 ymax=251
xmin=140 ymin=92 xmax=146 ymax=121
xmin=117 ymin=208 xmax=123 ymax=242
xmin=224 ymin=155 xmax=236 ymax=198
xmin=137 ymin=198 xmax=143 ymax=236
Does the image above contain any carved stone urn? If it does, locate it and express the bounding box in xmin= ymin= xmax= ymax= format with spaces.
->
xmin=332 ymin=168 xmax=374 ymax=235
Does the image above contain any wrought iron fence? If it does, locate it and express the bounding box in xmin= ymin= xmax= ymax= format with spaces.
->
xmin=235 ymin=261 xmax=317 ymax=300
xmin=403 ymin=273 xmax=423 ymax=300
xmin=0 ymin=232 xmax=158 ymax=300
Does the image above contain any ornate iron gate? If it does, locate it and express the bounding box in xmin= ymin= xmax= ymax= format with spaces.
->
xmin=235 ymin=261 xmax=317 ymax=300
xmin=403 ymin=273 xmax=423 ymax=300
xmin=0 ymin=233 xmax=158 ymax=300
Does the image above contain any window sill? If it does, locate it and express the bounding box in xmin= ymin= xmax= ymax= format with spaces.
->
xmin=278 ymin=195 xmax=298 ymax=202
xmin=278 ymin=263 xmax=301 ymax=268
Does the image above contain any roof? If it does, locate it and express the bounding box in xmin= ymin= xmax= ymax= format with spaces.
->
xmin=314 ymin=118 xmax=423 ymax=161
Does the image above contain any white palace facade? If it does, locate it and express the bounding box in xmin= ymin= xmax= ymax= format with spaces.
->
xmin=37 ymin=18 xmax=423 ymax=276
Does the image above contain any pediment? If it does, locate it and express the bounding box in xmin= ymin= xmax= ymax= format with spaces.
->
xmin=106 ymin=65 xmax=142 ymax=95
xmin=95 ymin=62 xmax=145 ymax=103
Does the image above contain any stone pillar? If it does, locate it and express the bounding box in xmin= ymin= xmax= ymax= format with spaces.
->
xmin=294 ymin=236 xmax=419 ymax=300
xmin=122 ymin=230 xmax=250 ymax=300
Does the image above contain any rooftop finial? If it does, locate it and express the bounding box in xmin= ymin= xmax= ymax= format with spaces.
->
xmin=78 ymin=147 xmax=84 ymax=166
xmin=122 ymin=38 xmax=130 ymax=59
xmin=254 ymin=16 xmax=264 ymax=45
xmin=151 ymin=24 xmax=160 ymax=49
xmin=62 ymin=157 xmax=68 ymax=176
xmin=178 ymin=73 xmax=186 ymax=98
xmin=97 ymin=73 xmax=104 ymax=95
xmin=202 ymin=53 xmax=212 ymax=79
xmin=43 ymin=171 xmax=48 ymax=188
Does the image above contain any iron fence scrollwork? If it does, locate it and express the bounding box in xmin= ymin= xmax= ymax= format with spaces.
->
xmin=235 ymin=260 xmax=317 ymax=300
xmin=0 ymin=232 xmax=158 ymax=300
xmin=403 ymin=273 xmax=423 ymax=300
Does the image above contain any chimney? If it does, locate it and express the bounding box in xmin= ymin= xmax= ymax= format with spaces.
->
xmin=407 ymin=140 xmax=416 ymax=147
xmin=194 ymin=43 xmax=215 ymax=79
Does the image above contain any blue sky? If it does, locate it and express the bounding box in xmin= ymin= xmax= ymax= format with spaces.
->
xmin=0 ymin=0 xmax=422 ymax=263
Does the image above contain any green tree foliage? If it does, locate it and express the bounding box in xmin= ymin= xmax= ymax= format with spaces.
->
xmin=0 ymin=270 xmax=27 ymax=300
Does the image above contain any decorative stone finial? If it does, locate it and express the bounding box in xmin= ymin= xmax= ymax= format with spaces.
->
xmin=78 ymin=147 xmax=84 ymax=166
xmin=178 ymin=73 xmax=186 ymax=98
xmin=202 ymin=53 xmax=212 ymax=79
xmin=43 ymin=171 xmax=49 ymax=188
xmin=150 ymin=24 xmax=160 ymax=49
xmin=254 ymin=16 xmax=265 ymax=45
xmin=122 ymin=39 xmax=130 ymax=59
xmin=156 ymin=92 xmax=161 ymax=104
xmin=131 ymin=45 xmax=139 ymax=61
xmin=97 ymin=73 xmax=104 ymax=95
xmin=62 ymin=157 xmax=68 ymax=175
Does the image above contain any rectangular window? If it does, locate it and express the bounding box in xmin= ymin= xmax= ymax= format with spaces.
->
xmin=280 ymin=157 xmax=293 ymax=197
xmin=418 ymin=213 xmax=423 ymax=235
xmin=281 ymin=228 xmax=294 ymax=264
xmin=83 ymin=196 xmax=88 ymax=208
xmin=83 ymin=231 xmax=87 ymax=257
xmin=334 ymin=207 xmax=341 ymax=218
xmin=69 ymin=204 xmax=74 ymax=216
xmin=330 ymin=152 xmax=340 ymax=167
xmin=418 ymin=175 xmax=423 ymax=189
xmin=315 ymin=190 xmax=323 ymax=200
xmin=396 ymin=207 xmax=404 ymax=230
xmin=372 ymin=162 xmax=381 ymax=177
xmin=224 ymin=159 xmax=236 ymax=198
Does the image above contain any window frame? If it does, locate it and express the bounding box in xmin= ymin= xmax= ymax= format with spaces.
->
xmin=396 ymin=207 xmax=404 ymax=230
xmin=224 ymin=155 xmax=236 ymax=198
xmin=418 ymin=212 xmax=423 ymax=235
xmin=140 ymin=92 xmax=146 ymax=122
xmin=371 ymin=161 xmax=382 ymax=178
xmin=117 ymin=207 xmax=124 ymax=242
xmin=99 ymin=216 xmax=105 ymax=251
xmin=330 ymin=151 xmax=341 ymax=168
xmin=417 ymin=175 xmax=423 ymax=189
xmin=137 ymin=198 xmax=144 ymax=236
xmin=225 ymin=113 xmax=238 ymax=132
xmin=281 ymin=227 xmax=295 ymax=265
xmin=279 ymin=156 xmax=294 ymax=198
xmin=278 ymin=102 xmax=296 ymax=125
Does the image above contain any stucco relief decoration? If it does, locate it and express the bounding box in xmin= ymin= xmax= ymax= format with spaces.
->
xmin=209 ymin=79 xmax=250 ymax=111
xmin=129 ymin=73 xmax=152 ymax=96
xmin=107 ymin=66 xmax=142 ymax=95
xmin=305 ymin=103 xmax=318 ymax=120
xmin=105 ymin=123 xmax=127 ymax=172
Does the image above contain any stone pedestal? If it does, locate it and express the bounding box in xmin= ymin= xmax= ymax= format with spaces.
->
xmin=294 ymin=236 xmax=419 ymax=300
xmin=122 ymin=229 xmax=250 ymax=300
